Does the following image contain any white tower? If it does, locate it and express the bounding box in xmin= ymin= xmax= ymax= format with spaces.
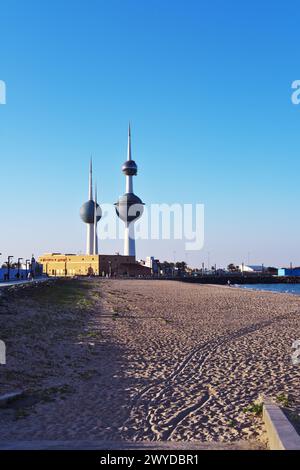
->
xmin=115 ymin=124 xmax=144 ymax=258
xmin=93 ymin=183 xmax=99 ymax=255
xmin=80 ymin=159 xmax=102 ymax=255
xmin=87 ymin=159 xmax=94 ymax=255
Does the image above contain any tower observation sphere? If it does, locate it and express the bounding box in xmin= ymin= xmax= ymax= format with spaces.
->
xmin=115 ymin=193 xmax=144 ymax=223
xmin=115 ymin=124 xmax=144 ymax=258
xmin=80 ymin=200 xmax=102 ymax=224
xmin=122 ymin=160 xmax=137 ymax=176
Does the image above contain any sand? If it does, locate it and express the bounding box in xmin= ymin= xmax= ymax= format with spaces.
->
xmin=1 ymin=278 xmax=300 ymax=448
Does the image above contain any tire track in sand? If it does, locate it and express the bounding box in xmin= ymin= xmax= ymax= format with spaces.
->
xmin=126 ymin=309 xmax=300 ymax=440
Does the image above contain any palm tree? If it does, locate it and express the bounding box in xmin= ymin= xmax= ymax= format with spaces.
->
xmin=227 ymin=263 xmax=238 ymax=272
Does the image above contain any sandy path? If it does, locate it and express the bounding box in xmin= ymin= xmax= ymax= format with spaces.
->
xmin=98 ymin=280 xmax=300 ymax=444
xmin=1 ymin=279 xmax=300 ymax=448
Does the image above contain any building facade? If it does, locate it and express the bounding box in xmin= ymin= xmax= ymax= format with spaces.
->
xmin=0 ymin=256 xmax=42 ymax=281
xmin=38 ymin=254 xmax=100 ymax=277
xmin=38 ymin=253 xmax=151 ymax=277
xmin=278 ymin=268 xmax=300 ymax=277
xmin=238 ymin=264 xmax=265 ymax=273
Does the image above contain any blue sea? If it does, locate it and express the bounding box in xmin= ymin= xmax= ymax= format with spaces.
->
xmin=236 ymin=284 xmax=300 ymax=295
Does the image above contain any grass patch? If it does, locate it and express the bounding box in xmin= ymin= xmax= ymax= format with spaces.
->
xmin=78 ymin=330 xmax=103 ymax=340
xmin=243 ymin=402 xmax=263 ymax=416
xmin=21 ymin=279 xmax=92 ymax=308
xmin=78 ymin=370 xmax=97 ymax=380
xmin=227 ymin=419 xmax=236 ymax=428
xmin=39 ymin=384 xmax=74 ymax=403
xmin=276 ymin=393 xmax=290 ymax=407
xmin=0 ymin=279 xmax=96 ymax=339
xmin=15 ymin=409 xmax=30 ymax=420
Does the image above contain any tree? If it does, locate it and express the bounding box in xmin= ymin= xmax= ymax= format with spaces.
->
xmin=175 ymin=261 xmax=187 ymax=271
xmin=227 ymin=263 xmax=238 ymax=272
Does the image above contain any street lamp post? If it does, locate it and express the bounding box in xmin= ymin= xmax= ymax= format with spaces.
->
xmin=25 ymin=259 xmax=30 ymax=278
xmin=7 ymin=256 xmax=13 ymax=281
xmin=17 ymin=258 xmax=23 ymax=279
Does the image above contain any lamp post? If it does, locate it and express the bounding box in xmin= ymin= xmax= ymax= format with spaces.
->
xmin=25 ymin=259 xmax=30 ymax=278
xmin=17 ymin=258 xmax=23 ymax=279
xmin=7 ymin=256 xmax=13 ymax=281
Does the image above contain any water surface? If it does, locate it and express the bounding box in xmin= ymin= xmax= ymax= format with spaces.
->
xmin=236 ymin=283 xmax=300 ymax=295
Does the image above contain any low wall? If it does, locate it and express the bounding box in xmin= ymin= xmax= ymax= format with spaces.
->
xmin=263 ymin=400 xmax=300 ymax=450
xmin=0 ymin=268 xmax=29 ymax=282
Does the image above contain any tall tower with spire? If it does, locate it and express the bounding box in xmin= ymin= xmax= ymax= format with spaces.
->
xmin=93 ymin=183 xmax=99 ymax=255
xmin=80 ymin=159 xmax=102 ymax=255
xmin=115 ymin=124 xmax=144 ymax=258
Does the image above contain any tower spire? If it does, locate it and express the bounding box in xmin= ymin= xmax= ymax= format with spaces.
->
xmin=89 ymin=156 xmax=93 ymax=200
xmin=80 ymin=157 xmax=100 ymax=255
xmin=126 ymin=124 xmax=133 ymax=193
xmin=127 ymin=122 xmax=132 ymax=161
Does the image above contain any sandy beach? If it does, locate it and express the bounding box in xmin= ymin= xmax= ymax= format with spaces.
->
xmin=1 ymin=278 xmax=300 ymax=448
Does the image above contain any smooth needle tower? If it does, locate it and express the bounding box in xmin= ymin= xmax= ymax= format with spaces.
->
xmin=80 ymin=159 xmax=102 ymax=254
xmin=115 ymin=124 xmax=144 ymax=258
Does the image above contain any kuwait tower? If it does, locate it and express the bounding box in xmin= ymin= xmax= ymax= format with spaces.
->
xmin=80 ymin=159 xmax=102 ymax=254
xmin=115 ymin=124 xmax=144 ymax=258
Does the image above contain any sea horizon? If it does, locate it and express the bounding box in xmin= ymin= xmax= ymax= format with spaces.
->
xmin=235 ymin=283 xmax=300 ymax=295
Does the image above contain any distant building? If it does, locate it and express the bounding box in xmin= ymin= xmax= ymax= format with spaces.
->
xmin=145 ymin=256 xmax=159 ymax=274
xmin=38 ymin=253 xmax=150 ymax=277
xmin=0 ymin=268 xmax=27 ymax=281
xmin=0 ymin=256 xmax=42 ymax=281
xmin=238 ymin=264 xmax=265 ymax=273
xmin=278 ymin=268 xmax=300 ymax=277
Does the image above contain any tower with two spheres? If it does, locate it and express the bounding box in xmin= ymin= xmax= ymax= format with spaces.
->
xmin=80 ymin=125 xmax=144 ymax=258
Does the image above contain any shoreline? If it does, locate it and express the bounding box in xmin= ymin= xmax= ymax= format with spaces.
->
xmin=184 ymin=281 xmax=300 ymax=296
xmin=232 ymin=283 xmax=300 ymax=296
xmin=190 ymin=280 xmax=300 ymax=297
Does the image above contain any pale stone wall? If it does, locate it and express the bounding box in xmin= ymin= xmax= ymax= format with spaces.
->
xmin=37 ymin=253 xmax=137 ymax=277
xmin=38 ymin=254 xmax=100 ymax=277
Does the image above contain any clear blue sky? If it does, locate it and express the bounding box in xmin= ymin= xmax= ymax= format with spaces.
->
xmin=1 ymin=0 xmax=300 ymax=268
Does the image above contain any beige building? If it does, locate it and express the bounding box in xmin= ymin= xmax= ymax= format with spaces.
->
xmin=38 ymin=253 xmax=150 ymax=277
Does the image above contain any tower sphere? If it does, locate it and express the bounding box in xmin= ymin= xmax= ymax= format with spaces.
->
xmin=80 ymin=200 xmax=102 ymax=224
xmin=115 ymin=193 xmax=144 ymax=223
xmin=122 ymin=160 xmax=137 ymax=176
